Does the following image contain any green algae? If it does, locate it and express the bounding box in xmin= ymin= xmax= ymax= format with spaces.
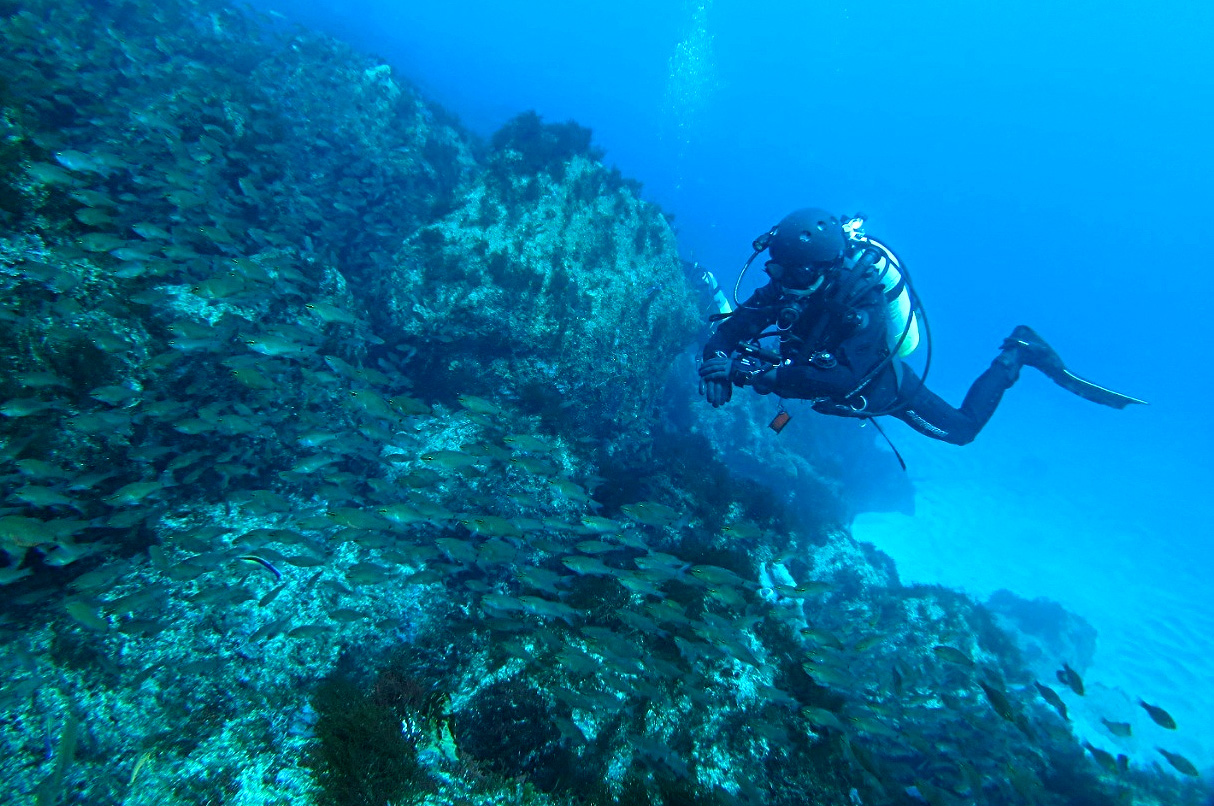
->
xmin=488 ymin=111 xmax=602 ymax=183
xmin=307 ymin=676 xmax=429 ymax=806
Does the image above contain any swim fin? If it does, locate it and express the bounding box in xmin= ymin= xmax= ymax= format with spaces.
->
xmin=1003 ymin=326 xmax=1148 ymax=409
xmin=1051 ymin=368 xmax=1147 ymax=409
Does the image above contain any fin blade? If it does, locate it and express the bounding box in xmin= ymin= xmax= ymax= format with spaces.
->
xmin=1054 ymin=369 xmax=1148 ymax=409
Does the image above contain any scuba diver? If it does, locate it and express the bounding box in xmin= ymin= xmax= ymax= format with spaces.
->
xmin=698 ymin=208 xmax=1144 ymax=447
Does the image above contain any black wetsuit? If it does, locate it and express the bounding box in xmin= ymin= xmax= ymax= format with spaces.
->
xmin=703 ymin=278 xmax=1021 ymax=446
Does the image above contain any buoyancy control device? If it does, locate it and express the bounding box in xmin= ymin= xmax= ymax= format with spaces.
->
xmin=842 ymin=216 xmax=919 ymax=359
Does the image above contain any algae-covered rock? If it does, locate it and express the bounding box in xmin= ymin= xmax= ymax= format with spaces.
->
xmin=0 ymin=1 xmax=1205 ymax=806
xmin=374 ymin=125 xmax=700 ymax=455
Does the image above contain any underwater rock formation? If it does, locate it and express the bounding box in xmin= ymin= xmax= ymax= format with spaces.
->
xmin=0 ymin=1 xmax=1206 ymax=805
xmin=372 ymin=128 xmax=699 ymax=455
xmin=986 ymin=588 xmax=1099 ymax=676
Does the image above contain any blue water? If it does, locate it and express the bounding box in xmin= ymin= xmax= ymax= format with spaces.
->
xmin=251 ymin=0 xmax=1214 ymax=765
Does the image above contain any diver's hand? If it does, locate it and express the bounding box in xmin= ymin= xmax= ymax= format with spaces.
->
xmin=700 ymin=354 xmax=778 ymax=400
xmin=702 ymin=377 xmax=732 ymax=407
xmin=699 ymin=355 xmax=740 ymax=383
xmin=699 ymin=355 xmax=739 ymax=407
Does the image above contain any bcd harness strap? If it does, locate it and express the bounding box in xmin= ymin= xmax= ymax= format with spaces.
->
xmin=782 ymin=245 xmax=890 ymax=369
xmin=718 ymin=239 xmax=928 ymax=417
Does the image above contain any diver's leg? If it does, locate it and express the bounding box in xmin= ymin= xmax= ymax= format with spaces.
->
xmin=891 ymin=359 xmax=1019 ymax=446
xmin=891 ymin=326 xmax=1072 ymax=444
xmin=890 ymin=325 xmax=1142 ymax=445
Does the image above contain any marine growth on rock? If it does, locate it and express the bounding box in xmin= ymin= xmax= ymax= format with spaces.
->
xmin=0 ymin=2 xmax=1204 ymax=806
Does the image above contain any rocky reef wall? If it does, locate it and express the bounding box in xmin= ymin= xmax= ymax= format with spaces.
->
xmin=0 ymin=2 xmax=1204 ymax=806
xmin=370 ymin=113 xmax=699 ymax=454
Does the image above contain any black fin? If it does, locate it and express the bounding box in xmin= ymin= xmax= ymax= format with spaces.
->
xmin=1049 ymin=368 xmax=1148 ymax=409
xmin=1006 ymin=326 xmax=1147 ymax=409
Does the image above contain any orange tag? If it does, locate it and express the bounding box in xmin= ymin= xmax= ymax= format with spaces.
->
xmin=769 ymin=411 xmax=791 ymax=433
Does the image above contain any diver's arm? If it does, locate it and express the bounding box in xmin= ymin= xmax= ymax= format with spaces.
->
xmin=701 ymin=285 xmax=778 ymax=359
xmin=752 ymin=294 xmax=890 ymax=400
xmin=752 ymin=362 xmax=867 ymax=399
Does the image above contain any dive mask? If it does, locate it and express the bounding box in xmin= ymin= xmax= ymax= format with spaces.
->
xmin=764 ymin=260 xmax=823 ymax=290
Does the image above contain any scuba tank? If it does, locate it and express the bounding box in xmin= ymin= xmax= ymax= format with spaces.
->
xmin=842 ymin=215 xmax=919 ymax=358
xmin=835 ymin=213 xmax=933 ymax=418
xmin=699 ymin=265 xmax=733 ymax=317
